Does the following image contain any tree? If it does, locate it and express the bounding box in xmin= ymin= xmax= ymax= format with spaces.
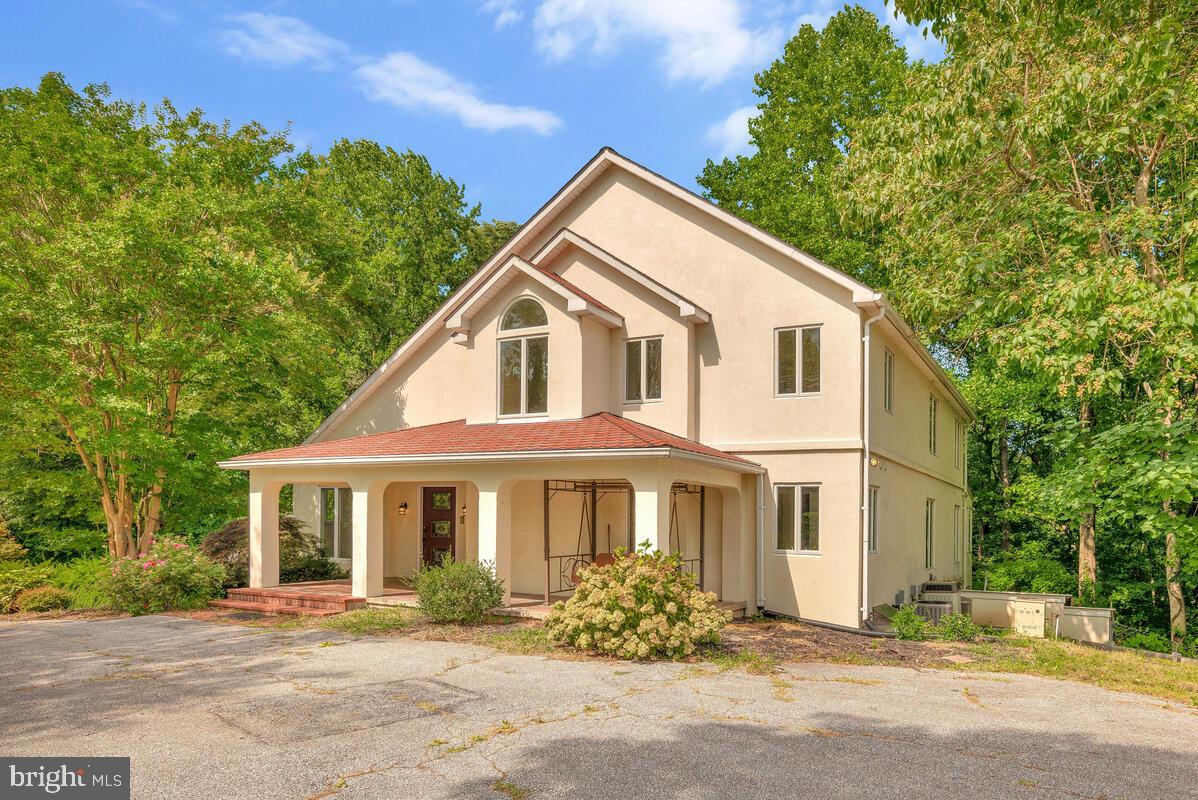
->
xmin=697 ymin=5 xmax=911 ymax=286
xmin=0 ymin=74 xmax=335 ymax=557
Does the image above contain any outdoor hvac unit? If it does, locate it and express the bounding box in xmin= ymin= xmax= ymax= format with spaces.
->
xmin=915 ymin=601 xmax=953 ymax=625
xmin=919 ymin=580 xmax=962 ymax=613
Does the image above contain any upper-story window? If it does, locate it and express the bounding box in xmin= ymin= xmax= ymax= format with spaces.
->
xmin=625 ymin=336 xmax=662 ymax=403
xmin=928 ymin=393 xmax=939 ymax=454
xmin=954 ymin=418 xmax=964 ymax=469
xmin=776 ymin=325 xmax=821 ymax=396
xmin=883 ymin=349 xmax=894 ymax=412
xmin=498 ymin=297 xmax=548 ymax=417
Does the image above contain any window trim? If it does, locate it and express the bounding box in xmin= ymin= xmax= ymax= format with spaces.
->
xmin=953 ymin=504 xmax=962 ymax=568
xmin=882 ymin=348 xmax=894 ymax=413
xmin=623 ymin=335 xmax=664 ymax=404
xmin=774 ymin=482 xmax=821 ymax=555
xmin=954 ymin=418 xmax=964 ymax=470
xmin=774 ymin=324 xmax=822 ymax=398
xmin=498 ymin=295 xmax=549 ymax=332
xmin=925 ymin=497 xmax=935 ymax=569
xmin=320 ymin=487 xmax=352 ymax=562
xmin=496 ymin=333 xmax=549 ymax=419
xmin=928 ymin=394 xmax=939 ymax=455
xmin=868 ymin=485 xmax=879 ymax=554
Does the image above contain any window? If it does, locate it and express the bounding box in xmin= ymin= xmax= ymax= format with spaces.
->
xmin=501 ymin=297 xmax=548 ymax=330
xmin=883 ymin=349 xmax=894 ymax=412
xmin=776 ymin=325 xmax=821 ymax=395
xmin=499 ymin=335 xmax=548 ymax=416
xmin=954 ymin=504 xmax=962 ymax=567
xmin=954 ymin=418 xmax=964 ymax=470
xmin=776 ymin=484 xmax=820 ymax=552
xmin=868 ymin=486 xmax=879 ymax=553
xmin=319 ymin=487 xmax=353 ymax=560
xmin=625 ymin=336 xmax=662 ymax=402
xmin=928 ymin=394 xmax=939 ymax=454
xmin=925 ymin=498 xmax=935 ymax=569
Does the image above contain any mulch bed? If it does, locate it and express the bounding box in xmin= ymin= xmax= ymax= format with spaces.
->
xmin=720 ymin=618 xmax=980 ymax=668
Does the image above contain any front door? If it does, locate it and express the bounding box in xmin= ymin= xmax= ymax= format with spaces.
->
xmin=422 ymin=486 xmax=456 ymax=566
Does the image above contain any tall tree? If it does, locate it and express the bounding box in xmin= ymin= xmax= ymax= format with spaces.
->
xmin=698 ymin=5 xmax=910 ymax=285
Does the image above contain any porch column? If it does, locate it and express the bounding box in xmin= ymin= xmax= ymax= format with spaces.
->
xmin=476 ymin=481 xmax=512 ymax=605
xmin=631 ymin=470 xmax=673 ymax=555
xmin=248 ymin=475 xmax=283 ymax=588
xmin=351 ymin=480 xmax=386 ymax=598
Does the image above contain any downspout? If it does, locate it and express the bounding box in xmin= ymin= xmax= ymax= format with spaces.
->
xmin=756 ymin=473 xmax=765 ymax=610
xmin=861 ymin=300 xmax=887 ymax=626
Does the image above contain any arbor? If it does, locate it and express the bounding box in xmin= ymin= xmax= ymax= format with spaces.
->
xmin=698 ymin=5 xmax=911 ymax=286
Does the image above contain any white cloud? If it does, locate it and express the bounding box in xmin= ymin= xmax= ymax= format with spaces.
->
xmin=532 ymin=0 xmax=782 ymax=86
xmin=355 ymin=52 xmax=563 ymax=135
xmin=706 ymin=105 xmax=758 ymax=158
xmin=481 ymin=0 xmax=524 ymax=30
xmin=222 ymin=13 xmax=349 ymax=69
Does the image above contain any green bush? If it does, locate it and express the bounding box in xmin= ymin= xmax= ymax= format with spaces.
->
xmin=544 ymin=543 xmax=730 ymax=660
xmin=0 ymin=528 xmax=27 ymax=561
xmin=17 ymin=527 xmax=106 ymax=562
xmin=49 ymin=557 xmax=112 ymax=609
xmin=891 ymin=604 xmax=928 ymax=641
xmin=413 ymin=556 xmax=505 ymax=623
xmin=1122 ymin=631 xmax=1172 ymax=653
xmin=936 ymin=612 xmax=982 ymax=642
xmin=15 ymin=586 xmax=73 ymax=612
xmin=0 ymin=560 xmax=52 ymax=612
xmin=200 ymin=516 xmax=342 ymax=588
xmin=109 ymin=537 xmax=226 ymax=615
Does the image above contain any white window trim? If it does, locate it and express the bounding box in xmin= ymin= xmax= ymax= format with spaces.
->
xmin=928 ymin=394 xmax=939 ymax=455
xmin=954 ymin=418 xmax=963 ymax=469
xmin=498 ymin=295 xmax=549 ymax=332
xmin=774 ymin=482 xmax=821 ymax=555
xmin=883 ymin=348 xmax=894 ymax=414
xmin=774 ymin=324 xmax=822 ymax=398
xmin=868 ymin=485 xmax=879 ymax=554
xmin=496 ymin=332 xmax=549 ymax=419
xmin=623 ymin=335 xmax=664 ymax=405
xmin=954 ymin=504 xmax=962 ymax=567
xmin=925 ymin=497 xmax=935 ymax=569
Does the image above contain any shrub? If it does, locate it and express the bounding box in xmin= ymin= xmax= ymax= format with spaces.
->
xmin=15 ymin=586 xmax=73 ymax=612
xmin=414 ymin=556 xmax=505 ymax=623
xmin=200 ymin=516 xmax=342 ymax=588
xmin=0 ymin=527 xmax=27 ymax=561
xmin=936 ymin=612 xmax=982 ymax=642
xmin=544 ymin=543 xmax=730 ymax=660
xmin=0 ymin=561 xmax=52 ymax=612
xmin=891 ymin=604 xmax=928 ymax=641
xmin=17 ymin=527 xmax=106 ymax=562
xmin=50 ymin=557 xmax=113 ymax=609
xmin=109 ymin=537 xmax=226 ymax=615
xmin=1122 ymin=631 xmax=1172 ymax=654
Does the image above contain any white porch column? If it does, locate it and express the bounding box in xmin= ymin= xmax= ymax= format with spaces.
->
xmin=632 ymin=470 xmax=673 ymax=555
xmin=476 ymin=481 xmax=512 ymax=605
xmin=248 ymin=475 xmax=283 ymax=588
xmin=351 ymin=480 xmax=386 ymax=598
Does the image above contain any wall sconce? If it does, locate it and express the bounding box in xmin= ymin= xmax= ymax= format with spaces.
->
xmin=869 ymin=456 xmax=880 ymax=468
xmin=398 ymin=502 xmax=408 ymax=516
xmin=459 ymin=504 xmax=467 ymax=524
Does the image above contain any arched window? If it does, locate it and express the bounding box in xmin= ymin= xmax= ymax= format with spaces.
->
xmin=501 ymin=297 xmax=548 ymax=330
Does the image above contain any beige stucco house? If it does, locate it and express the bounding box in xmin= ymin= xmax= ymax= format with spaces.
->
xmin=220 ymin=147 xmax=973 ymax=628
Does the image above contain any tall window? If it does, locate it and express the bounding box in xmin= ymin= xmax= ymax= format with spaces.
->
xmin=954 ymin=504 xmax=962 ymax=568
xmin=776 ymin=484 xmax=820 ymax=552
xmin=925 ymin=498 xmax=935 ymax=569
xmin=883 ymin=349 xmax=894 ymax=412
xmin=928 ymin=394 xmax=939 ymax=454
xmin=776 ymin=325 xmax=821 ymax=395
xmin=498 ymin=297 xmax=548 ymax=417
xmin=868 ymin=486 xmax=879 ymax=553
xmin=319 ymin=487 xmax=353 ymax=560
xmin=954 ymin=418 xmax=964 ymax=470
xmin=625 ymin=336 xmax=662 ymax=402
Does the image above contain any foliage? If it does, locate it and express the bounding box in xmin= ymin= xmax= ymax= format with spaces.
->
xmin=936 ymin=612 xmax=982 ymax=642
xmin=0 ymin=522 xmax=26 ymax=561
xmin=14 ymin=585 xmax=72 ymax=612
xmin=319 ymin=607 xmax=418 ymax=635
xmin=891 ymin=604 xmax=928 ymax=641
xmin=976 ymin=541 xmax=1075 ymax=595
xmin=108 ymin=537 xmax=225 ymax=615
xmin=544 ymin=543 xmax=730 ymax=660
xmin=0 ymin=560 xmax=52 ymax=612
xmin=1122 ymin=630 xmax=1173 ymax=654
xmin=199 ymin=516 xmax=342 ymax=589
xmin=413 ymin=556 xmax=505 ymax=624
xmin=49 ymin=557 xmax=112 ymax=608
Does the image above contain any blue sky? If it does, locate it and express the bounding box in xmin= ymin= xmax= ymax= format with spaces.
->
xmin=3 ymin=1 xmax=941 ymax=222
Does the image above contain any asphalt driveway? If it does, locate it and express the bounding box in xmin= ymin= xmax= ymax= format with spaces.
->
xmin=2 ymin=615 xmax=1196 ymax=799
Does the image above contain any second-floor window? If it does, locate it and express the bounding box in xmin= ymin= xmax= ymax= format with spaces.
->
xmin=883 ymin=349 xmax=894 ymax=412
xmin=776 ymin=325 xmax=821 ymax=396
xmin=498 ymin=297 xmax=549 ymax=417
xmin=625 ymin=336 xmax=662 ymax=403
xmin=928 ymin=394 xmax=939 ymax=454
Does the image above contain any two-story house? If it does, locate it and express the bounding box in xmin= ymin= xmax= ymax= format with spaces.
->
xmin=220 ymin=148 xmax=972 ymax=628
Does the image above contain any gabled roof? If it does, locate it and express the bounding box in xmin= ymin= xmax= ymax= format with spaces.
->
xmin=531 ymin=228 xmax=710 ymax=324
xmin=304 ymin=146 xmax=971 ymax=444
xmin=222 ymin=412 xmax=760 ymax=472
xmin=444 ymin=255 xmax=623 ymax=334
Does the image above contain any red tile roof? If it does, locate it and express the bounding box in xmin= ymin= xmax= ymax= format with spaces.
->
xmin=224 ymin=412 xmax=755 ymax=468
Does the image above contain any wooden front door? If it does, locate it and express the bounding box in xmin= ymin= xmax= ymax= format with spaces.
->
xmin=422 ymin=486 xmax=456 ymax=566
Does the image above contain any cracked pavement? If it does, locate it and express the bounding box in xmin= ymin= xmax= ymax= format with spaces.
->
xmin=3 ymin=616 xmax=1197 ymax=799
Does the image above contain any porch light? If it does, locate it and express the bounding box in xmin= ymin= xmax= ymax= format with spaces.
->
xmin=398 ymin=502 xmax=408 ymax=516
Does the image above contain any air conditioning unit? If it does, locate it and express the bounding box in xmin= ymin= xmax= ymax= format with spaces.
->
xmin=919 ymin=580 xmax=962 ymax=613
xmin=915 ymin=600 xmax=953 ymax=625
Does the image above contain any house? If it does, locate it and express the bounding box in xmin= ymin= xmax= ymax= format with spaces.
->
xmin=218 ymin=147 xmax=973 ymax=628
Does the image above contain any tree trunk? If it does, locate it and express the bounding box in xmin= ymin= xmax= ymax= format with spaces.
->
xmin=998 ymin=418 xmax=1012 ymax=550
xmin=1078 ymin=509 xmax=1096 ymax=597
xmin=1166 ymin=528 xmax=1186 ymax=643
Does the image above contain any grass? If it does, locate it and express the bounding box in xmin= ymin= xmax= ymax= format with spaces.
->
xmin=471 ymin=624 xmax=557 ymax=655
xmin=316 ymin=607 xmax=419 ymax=635
xmin=704 ymin=647 xmax=781 ymax=675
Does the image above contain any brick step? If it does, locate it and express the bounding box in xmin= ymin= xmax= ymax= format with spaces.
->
xmin=225 ymin=588 xmax=364 ymax=611
xmin=209 ymin=599 xmax=343 ymax=617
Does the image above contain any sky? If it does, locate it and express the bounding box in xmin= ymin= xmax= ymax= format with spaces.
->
xmin=2 ymin=0 xmax=941 ymax=223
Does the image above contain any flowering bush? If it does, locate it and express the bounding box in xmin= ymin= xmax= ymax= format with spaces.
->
xmin=544 ymin=543 xmax=730 ymax=660
xmin=414 ymin=556 xmax=505 ymax=623
xmin=108 ymin=537 xmax=226 ymax=615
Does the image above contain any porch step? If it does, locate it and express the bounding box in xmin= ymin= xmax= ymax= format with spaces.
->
xmin=209 ymin=599 xmax=343 ymax=617
xmin=219 ymin=587 xmax=366 ymax=614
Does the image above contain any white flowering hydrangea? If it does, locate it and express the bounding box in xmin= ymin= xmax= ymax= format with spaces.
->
xmin=544 ymin=542 xmax=730 ymax=660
